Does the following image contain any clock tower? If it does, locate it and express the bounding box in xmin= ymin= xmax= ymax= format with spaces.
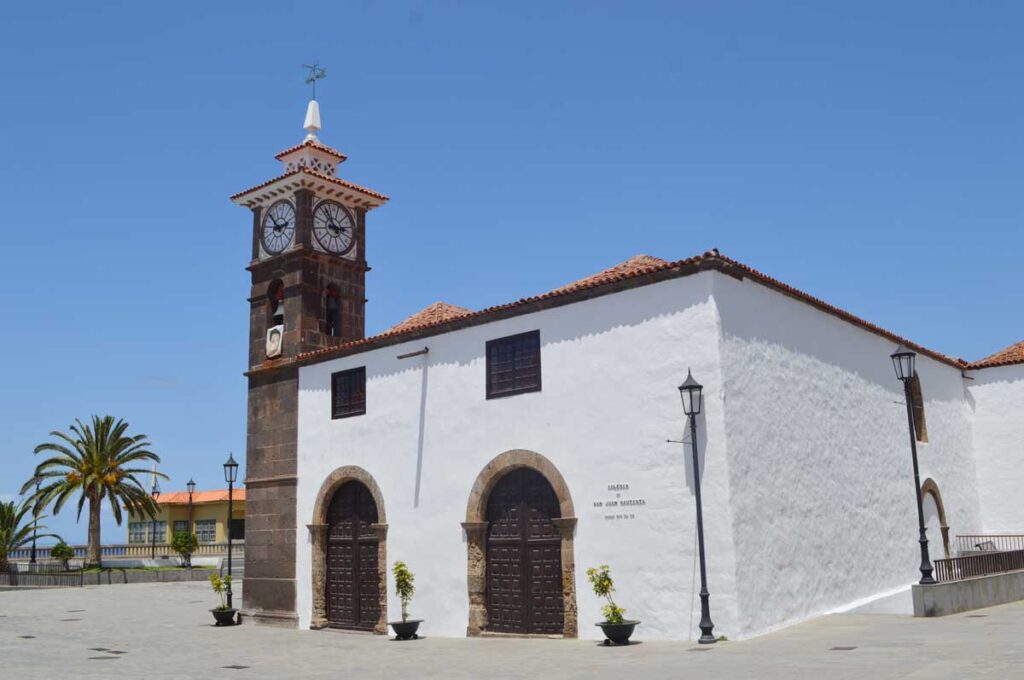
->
xmin=230 ymin=100 xmax=388 ymax=626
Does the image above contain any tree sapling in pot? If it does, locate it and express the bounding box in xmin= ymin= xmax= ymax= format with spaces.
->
xmin=388 ymin=560 xmax=423 ymax=640
xmin=587 ymin=564 xmax=640 ymax=645
xmin=208 ymin=572 xmax=237 ymax=626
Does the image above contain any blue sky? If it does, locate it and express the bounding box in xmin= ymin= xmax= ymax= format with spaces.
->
xmin=1 ymin=1 xmax=1020 ymax=543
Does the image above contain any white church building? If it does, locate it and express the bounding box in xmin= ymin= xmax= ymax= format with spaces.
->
xmin=232 ymin=100 xmax=1024 ymax=641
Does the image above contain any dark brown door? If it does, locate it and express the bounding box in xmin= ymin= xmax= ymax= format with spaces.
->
xmin=326 ymin=481 xmax=380 ymax=630
xmin=486 ymin=468 xmax=564 ymax=634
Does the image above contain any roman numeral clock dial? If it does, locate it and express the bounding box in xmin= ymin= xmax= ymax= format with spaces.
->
xmin=262 ymin=200 xmax=296 ymax=254
xmin=313 ymin=201 xmax=355 ymax=255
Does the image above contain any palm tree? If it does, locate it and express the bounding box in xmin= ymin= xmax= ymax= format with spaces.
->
xmin=0 ymin=498 xmax=60 ymax=572
xmin=22 ymin=415 xmax=166 ymax=568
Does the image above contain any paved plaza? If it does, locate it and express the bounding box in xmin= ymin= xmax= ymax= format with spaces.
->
xmin=1 ymin=581 xmax=1022 ymax=679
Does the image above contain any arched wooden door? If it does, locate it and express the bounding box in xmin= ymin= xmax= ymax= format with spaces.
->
xmin=326 ymin=480 xmax=380 ymax=630
xmin=486 ymin=468 xmax=564 ymax=634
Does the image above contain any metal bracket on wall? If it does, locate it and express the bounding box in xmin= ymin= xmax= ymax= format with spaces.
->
xmin=397 ymin=347 xmax=429 ymax=360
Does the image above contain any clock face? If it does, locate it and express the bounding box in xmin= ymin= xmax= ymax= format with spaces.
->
xmin=262 ymin=200 xmax=296 ymax=255
xmin=313 ymin=201 xmax=355 ymax=254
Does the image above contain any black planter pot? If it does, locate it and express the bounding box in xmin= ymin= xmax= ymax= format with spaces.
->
xmin=389 ymin=619 xmax=423 ymax=640
xmin=211 ymin=608 xmax=238 ymax=626
xmin=596 ymin=620 xmax=640 ymax=645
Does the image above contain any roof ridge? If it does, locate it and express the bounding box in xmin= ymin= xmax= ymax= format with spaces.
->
xmin=250 ymin=249 xmax=967 ymax=372
xmin=386 ymin=301 xmax=474 ymax=334
xmin=968 ymin=338 xmax=1024 ymax=369
xmin=230 ymin=167 xmax=389 ymax=203
xmin=274 ymin=138 xmax=347 ymax=161
xmin=546 ymin=254 xmax=670 ymax=295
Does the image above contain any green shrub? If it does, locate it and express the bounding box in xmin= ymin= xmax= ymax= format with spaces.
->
xmin=392 ymin=560 xmax=416 ymax=622
xmin=50 ymin=541 xmax=75 ymax=570
xmin=586 ymin=564 xmax=626 ymax=624
xmin=171 ymin=531 xmax=198 ymax=567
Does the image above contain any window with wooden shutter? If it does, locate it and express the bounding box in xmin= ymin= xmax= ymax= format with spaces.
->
xmin=332 ymin=366 xmax=367 ymax=418
xmin=486 ymin=330 xmax=541 ymax=399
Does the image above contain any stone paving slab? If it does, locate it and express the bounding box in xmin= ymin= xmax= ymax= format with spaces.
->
xmin=1 ymin=581 xmax=1022 ymax=679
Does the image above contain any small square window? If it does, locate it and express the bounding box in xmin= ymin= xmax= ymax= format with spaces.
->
xmin=486 ymin=330 xmax=541 ymax=399
xmin=332 ymin=366 xmax=367 ymax=418
xmin=128 ymin=522 xmax=147 ymax=544
xmin=149 ymin=521 xmax=167 ymax=543
xmin=195 ymin=519 xmax=216 ymax=543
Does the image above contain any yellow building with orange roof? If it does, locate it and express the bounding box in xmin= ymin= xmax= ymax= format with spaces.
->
xmin=126 ymin=488 xmax=246 ymax=546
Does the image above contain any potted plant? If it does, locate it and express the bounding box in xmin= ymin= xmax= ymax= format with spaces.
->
xmin=587 ymin=564 xmax=640 ymax=645
xmin=49 ymin=541 xmax=75 ymax=571
xmin=388 ymin=560 xmax=422 ymax=640
xmin=208 ymin=572 xmax=236 ymax=626
xmin=171 ymin=531 xmax=198 ymax=568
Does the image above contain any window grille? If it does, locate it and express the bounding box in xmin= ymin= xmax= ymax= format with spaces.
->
xmin=486 ymin=330 xmax=541 ymax=399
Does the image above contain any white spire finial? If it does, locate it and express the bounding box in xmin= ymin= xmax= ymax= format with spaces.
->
xmin=301 ymin=63 xmax=327 ymax=142
xmin=303 ymin=99 xmax=321 ymax=141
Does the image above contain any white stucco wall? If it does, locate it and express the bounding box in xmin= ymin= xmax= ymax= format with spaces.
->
xmin=713 ymin=273 xmax=982 ymax=637
xmin=295 ymin=272 xmax=743 ymax=641
xmin=968 ymin=364 xmax=1024 ymax=532
xmin=290 ymin=263 xmax=1019 ymax=640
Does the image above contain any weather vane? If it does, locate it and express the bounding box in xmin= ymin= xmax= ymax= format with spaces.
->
xmin=303 ymin=62 xmax=327 ymax=99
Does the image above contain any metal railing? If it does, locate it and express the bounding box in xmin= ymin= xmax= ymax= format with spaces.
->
xmin=8 ymin=541 xmax=245 ymax=561
xmin=9 ymin=560 xmax=85 ymax=572
xmin=933 ymin=548 xmax=1024 ymax=583
xmin=2 ymin=561 xmax=84 ymax=588
xmin=955 ymin=534 xmax=1024 ymax=554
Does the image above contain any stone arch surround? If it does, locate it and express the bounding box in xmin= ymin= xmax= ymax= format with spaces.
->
xmin=307 ymin=465 xmax=388 ymax=633
xmin=920 ymin=477 xmax=951 ymax=559
xmin=462 ymin=449 xmax=578 ymax=638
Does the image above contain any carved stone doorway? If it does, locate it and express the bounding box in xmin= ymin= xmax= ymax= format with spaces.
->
xmin=464 ymin=449 xmax=577 ymax=638
xmin=309 ymin=466 xmax=387 ymax=633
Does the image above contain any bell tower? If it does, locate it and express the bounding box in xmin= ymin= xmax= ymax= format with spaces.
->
xmin=231 ymin=99 xmax=388 ymax=626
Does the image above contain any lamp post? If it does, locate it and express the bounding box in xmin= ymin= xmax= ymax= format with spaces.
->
xmin=890 ymin=344 xmax=936 ymax=585
xmin=223 ymin=453 xmax=239 ymax=609
xmin=150 ymin=478 xmax=161 ymax=560
xmin=186 ymin=478 xmax=196 ymax=535
xmin=185 ymin=478 xmax=197 ymax=569
xmin=678 ymin=369 xmax=716 ymax=644
xmin=30 ymin=480 xmax=39 ymax=564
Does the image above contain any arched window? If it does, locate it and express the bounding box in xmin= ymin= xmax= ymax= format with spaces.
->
xmin=324 ymin=285 xmax=341 ymax=338
xmin=267 ymin=280 xmax=284 ymax=328
xmin=910 ymin=372 xmax=928 ymax=443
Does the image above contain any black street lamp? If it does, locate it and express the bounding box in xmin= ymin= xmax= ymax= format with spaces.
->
xmin=678 ymin=369 xmax=716 ymax=644
xmin=186 ymin=478 xmax=196 ymax=535
xmin=223 ymin=453 xmax=239 ymax=609
xmin=890 ymin=344 xmax=936 ymax=585
xmin=30 ymin=480 xmax=39 ymax=564
xmin=150 ymin=478 xmax=161 ymax=560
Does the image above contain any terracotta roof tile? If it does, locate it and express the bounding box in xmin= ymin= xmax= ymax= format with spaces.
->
xmin=274 ymin=138 xmax=347 ymax=161
xmin=969 ymin=340 xmax=1024 ymax=369
xmin=230 ymin=168 xmax=389 ymax=204
xmin=156 ymin=489 xmax=246 ymax=505
xmin=387 ymin=302 xmax=473 ymax=334
xmin=548 ymin=255 xmax=669 ymax=295
xmin=247 ymin=249 xmax=967 ymax=373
